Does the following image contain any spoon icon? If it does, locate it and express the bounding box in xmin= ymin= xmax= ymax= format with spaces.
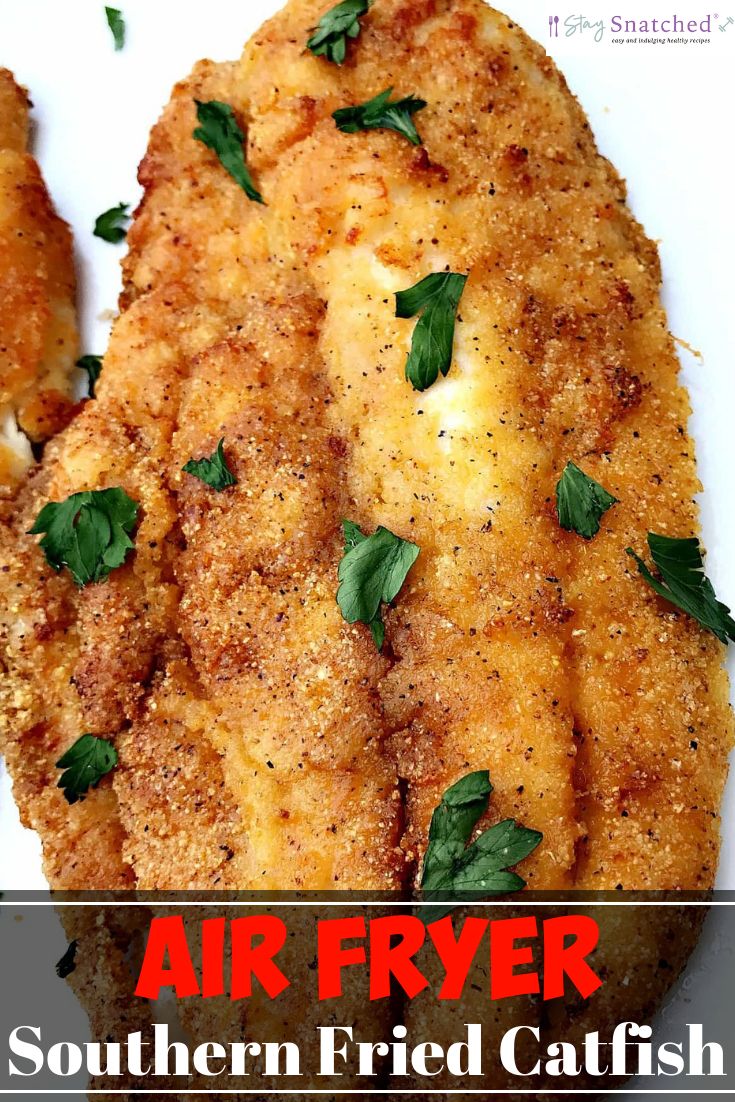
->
xmin=549 ymin=14 xmax=560 ymax=37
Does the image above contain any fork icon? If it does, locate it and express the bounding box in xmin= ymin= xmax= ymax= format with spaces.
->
xmin=549 ymin=14 xmax=560 ymax=36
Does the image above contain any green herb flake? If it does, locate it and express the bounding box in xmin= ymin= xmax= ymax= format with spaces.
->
xmin=342 ymin=518 xmax=365 ymax=552
xmin=555 ymin=461 xmax=618 ymax=539
xmin=420 ymin=770 xmax=542 ymax=922
xmin=627 ymin=533 xmax=735 ymax=644
xmin=337 ymin=520 xmax=419 ymax=651
xmin=76 ymin=354 xmax=103 ymax=398
xmin=307 ymin=0 xmax=371 ymax=64
xmin=93 ymin=202 xmax=129 ymax=243
xmin=395 ymin=271 xmax=467 ymax=391
xmin=56 ymin=735 xmax=118 ymax=805
xmin=182 ymin=438 xmax=237 ymax=492
xmin=105 ymin=6 xmax=125 ymax=50
xmin=29 ymin=487 xmax=139 ymax=587
xmin=193 ymin=100 xmax=263 ymax=204
xmin=55 ymin=940 xmax=78 ymax=979
xmin=333 ymin=86 xmax=427 ymax=146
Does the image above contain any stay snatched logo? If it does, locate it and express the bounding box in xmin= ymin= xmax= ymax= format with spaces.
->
xmin=546 ymin=12 xmax=719 ymax=43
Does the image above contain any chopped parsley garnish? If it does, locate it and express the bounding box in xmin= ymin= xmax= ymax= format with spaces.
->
xmin=337 ymin=520 xmax=419 ymax=650
xmin=193 ymin=100 xmax=263 ymax=204
xmin=555 ymin=461 xmax=618 ymax=539
xmin=420 ymin=771 xmax=542 ymax=922
xmin=55 ymin=940 xmax=78 ymax=978
xmin=56 ymin=734 xmax=118 ymax=804
xmin=342 ymin=519 xmax=365 ymax=551
xmin=627 ymin=533 xmax=735 ymax=644
xmin=29 ymin=487 xmax=139 ymax=587
xmin=76 ymin=354 xmax=102 ymax=398
xmin=105 ymin=6 xmax=125 ymax=50
xmin=93 ymin=202 xmax=129 ymax=243
xmin=395 ymin=272 xmax=467 ymax=391
xmin=333 ymin=87 xmax=427 ymax=146
xmin=182 ymin=438 xmax=237 ymax=491
xmin=307 ymin=0 xmax=372 ymax=64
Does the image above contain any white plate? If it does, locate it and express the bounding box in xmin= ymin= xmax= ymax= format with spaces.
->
xmin=1 ymin=0 xmax=734 ymax=890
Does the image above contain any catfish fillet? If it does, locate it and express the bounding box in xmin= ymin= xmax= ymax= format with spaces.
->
xmin=0 ymin=69 xmax=77 ymax=490
xmin=0 ymin=0 xmax=732 ymax=895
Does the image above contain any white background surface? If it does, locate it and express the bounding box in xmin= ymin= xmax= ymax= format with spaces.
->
xmin=1 ymin=0 xmax=734 ymax=890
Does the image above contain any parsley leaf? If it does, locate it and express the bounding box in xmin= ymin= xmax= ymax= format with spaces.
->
xmin=29 ymin=487 xmax=139 ymax=587
xmin=342 ymin=518 xmax=366 ymax=552
xmin=340 ymin=521 xmax=384 ymax=647
xmin=56 ymin=734 xmax=118 ymax=804
xmin=395 ymin=272 xmax=467 ymax=391
xmin=105 ymin=6 xmax=125 ymax=50
xmin=337 ymin=520 xmax=419 ymax=651
xmin=627 ymin=533 xmax=735 ymax=644
xmin=77 ymin=354 xmax=102 ymax=398
xmin=55 ymin=940 xmax=78 ymax=979
xmin=307 ymin=0 xmax=372 ymax=64
xmin=193 ymin=100 xmax=264 ymax=205
xmin=93 ymin=202 xmax=129 ymax=243
xmin=555 ymin=461 xmax=618 ymax=539
xmin=333 ymin=87 xmax=427 ymax=146
xmin=182 ymin=438 xmax=237 ymax=492
xmin=420 ymin=771 xmax=542 ymax=922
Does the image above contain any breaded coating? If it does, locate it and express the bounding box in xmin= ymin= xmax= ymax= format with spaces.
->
xmin=0 ymin=0 xmax=731 ymax=903
xmin=0 ymin=69 xmax=78 ymax=490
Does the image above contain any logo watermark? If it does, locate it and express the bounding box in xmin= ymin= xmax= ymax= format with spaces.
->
xmin=546 ymin=12 xmax=729 ymax=44
xmin=549 ymin=13 xmax=604 ymax=40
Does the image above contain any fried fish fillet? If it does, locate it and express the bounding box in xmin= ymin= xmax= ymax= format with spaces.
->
xmin=1 ymin=0 xmax=731 ymax=900
xmin=0 ymin=69 xmax=78 ymax=490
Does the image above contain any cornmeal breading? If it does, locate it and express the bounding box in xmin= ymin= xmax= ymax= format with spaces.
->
xmin=0 ymin=69 xmax=78 ymax=490
xmin=0 ymin=0 xmax=731 ymax=900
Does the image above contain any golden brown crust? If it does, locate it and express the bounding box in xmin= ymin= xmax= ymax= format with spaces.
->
xmin=0 ymin=1 xmax=731 ymax=898
xmin=0 ymin=68 xmax=78 ymax=490
xmin=0 ymin=67 xmax=29 ymax=152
